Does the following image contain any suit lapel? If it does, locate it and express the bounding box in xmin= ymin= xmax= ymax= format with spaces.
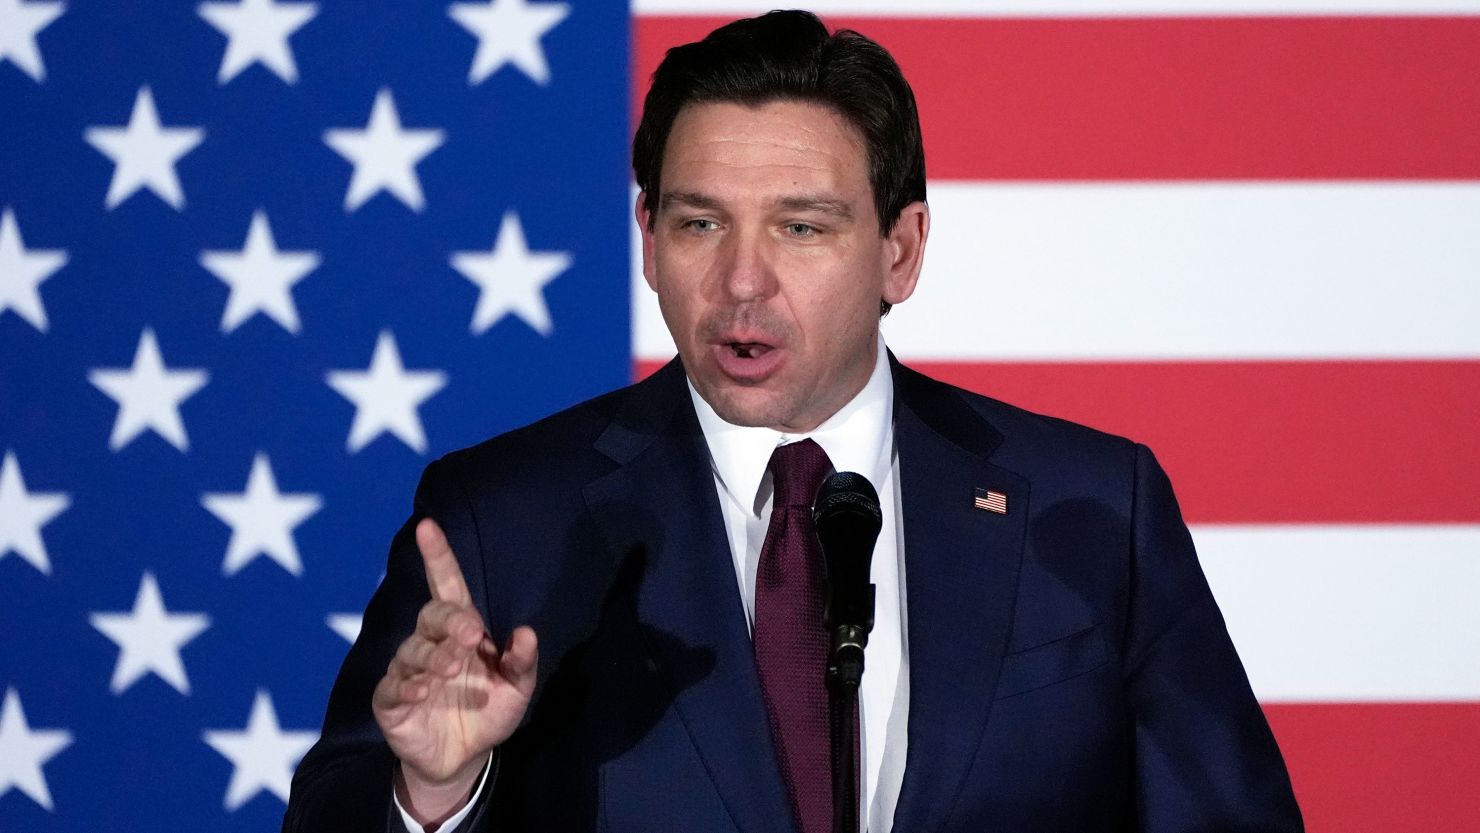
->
xmin=889 ymin=362 xmax=1029 ymax=833
xmin=583 ymin=361 xmax=795 ymax=833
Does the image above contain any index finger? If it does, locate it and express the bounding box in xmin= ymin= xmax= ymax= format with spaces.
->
xmin=416 ymin=517 xmax=472 ymax=606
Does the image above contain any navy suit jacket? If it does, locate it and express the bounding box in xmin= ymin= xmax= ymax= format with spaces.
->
xmin=285 ymin=357 xmax=1302 ymax=832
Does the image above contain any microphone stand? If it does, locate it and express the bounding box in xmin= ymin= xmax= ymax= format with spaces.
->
xmin=829 ymin=624 xmax=868 ymax=833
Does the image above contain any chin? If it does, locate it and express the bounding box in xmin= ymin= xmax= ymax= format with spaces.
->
xmin=701 ymin=384 xmax=787 ymax=429
xmin=710 ymin=400 xmax=779 ymax=429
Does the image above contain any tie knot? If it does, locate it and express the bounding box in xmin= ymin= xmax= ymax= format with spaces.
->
xmin=768 ymin=439 xmax=834 ymax=508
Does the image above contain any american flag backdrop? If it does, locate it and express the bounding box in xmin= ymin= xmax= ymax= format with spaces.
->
xmin=1 ymin=1 xmax=628 ymax=830
xmin=0 ymin=1 xmax=1475 ymax=832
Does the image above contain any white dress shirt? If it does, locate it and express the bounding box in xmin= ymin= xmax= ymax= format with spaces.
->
xmin=397 ymin=337 xmax=910 ymax=833
xmin=689 ymin=336 xmax=909 ymax=833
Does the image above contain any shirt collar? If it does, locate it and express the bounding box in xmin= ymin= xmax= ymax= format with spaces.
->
xmin=688 ymin=335 xmax=894 ymax=515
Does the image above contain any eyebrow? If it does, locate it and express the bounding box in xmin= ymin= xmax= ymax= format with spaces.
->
xmin=659 ymin=191 xmax=722 ymax=212
xmin=775 ymin=196 xmax=853 ymax=219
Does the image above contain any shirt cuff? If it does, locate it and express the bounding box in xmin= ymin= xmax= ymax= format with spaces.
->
xmin=392 ymin=754 xmax=494 ymax=833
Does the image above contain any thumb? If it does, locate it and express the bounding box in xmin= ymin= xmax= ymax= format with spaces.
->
xmin=497 ymin=626 xmax=538 ymax=696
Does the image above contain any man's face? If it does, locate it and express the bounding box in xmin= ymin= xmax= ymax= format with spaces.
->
xmin=638 ymin=100 xmax=927 ymax=432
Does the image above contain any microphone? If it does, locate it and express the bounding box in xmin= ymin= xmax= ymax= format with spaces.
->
xmin=812 ymin=471 xmax=882 ymax=691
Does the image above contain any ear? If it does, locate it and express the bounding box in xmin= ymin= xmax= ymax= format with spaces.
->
xmin=882 ymin=201 xmax=929 ymax=306
xmin=636 ymin=190 xmax=659 ymax=292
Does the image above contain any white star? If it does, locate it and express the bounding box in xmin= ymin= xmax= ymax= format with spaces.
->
xmin=201 ymin=453 xmax=322 ymax=576
xmin=89 ymin=572 xmax=210 ymax=695
xmin=326 ymin=613 xmax=362 ymax=644
xmin=198 ymin=0 xmax=318 ymax=84
xmin=203 ymin=690 xmax=317 ymax=811
xmin=88 ymin=328 xmax=209 ymax=452
xmin=323 ymin=89 xmax=444 ymax=212
xmin=0 ymin=0 xmax=64 ymax=83
xmin=448 ymin=0 xmax=569 ymax=86
xmin=0 ymin=688 xmax=71 ymax=811
xmin=0 ymin=451 xmax=68 ymax=575
xmin=326 ymin=331 xmax=446 ymax=454
xmin=451 ymin=211 xmax=570 ymax=336
xmin=200 ymin=211 xmax=320 ymax=334
xmin=84 ymin=87 xmax=206 ymax=210
xmin=0 ymin=208 xmax=67 ymax=332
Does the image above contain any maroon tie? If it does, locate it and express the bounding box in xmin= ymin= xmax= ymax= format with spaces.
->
xmin=753 ymin=439 xmax=842 ymax=833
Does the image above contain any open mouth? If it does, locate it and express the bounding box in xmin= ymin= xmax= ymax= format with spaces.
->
xmin=712 ymin=339 xmax=783 ymax=382
xmin=728 ymin=341 xmax=773 ymax=360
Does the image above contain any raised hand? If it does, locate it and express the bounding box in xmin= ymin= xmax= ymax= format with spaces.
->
xmin=372 ymin=518 xmax=538 ymax=819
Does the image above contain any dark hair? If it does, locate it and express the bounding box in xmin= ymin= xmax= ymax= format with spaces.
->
xmin=633 ymin=10 xmax=927 ymax=239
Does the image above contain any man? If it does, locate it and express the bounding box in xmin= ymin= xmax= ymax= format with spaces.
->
xmin=285 ymin=11 xmax=1302 ymax=833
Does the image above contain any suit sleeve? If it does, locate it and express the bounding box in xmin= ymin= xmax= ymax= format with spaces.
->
xmin=282 ymin=457 xmax=496 ymax=833
xmin=1123 ymin=444 xmax=1304 ymax=833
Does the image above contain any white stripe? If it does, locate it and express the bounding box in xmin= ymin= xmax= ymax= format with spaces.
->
xmin=1193 ymin=524 xmax=1480 ymax=702
xmin=636 ymin=0 xmax=1480 ymax=17
xmin=633 ymin=183 xmax=1480 ymax=360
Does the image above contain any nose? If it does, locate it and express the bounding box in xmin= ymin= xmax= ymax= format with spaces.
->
xmin=714 ymin=226 xmax=778 ymax=303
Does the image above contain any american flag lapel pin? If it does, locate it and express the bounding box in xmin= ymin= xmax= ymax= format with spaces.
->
xmin=974 ymin=487 xmax=1008 ymax=515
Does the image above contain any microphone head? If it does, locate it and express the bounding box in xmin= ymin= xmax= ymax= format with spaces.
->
xmin=813 ymin=471 xmax=882 ymax=530
xmin=813 ymin=472 xmax=882 ymax=632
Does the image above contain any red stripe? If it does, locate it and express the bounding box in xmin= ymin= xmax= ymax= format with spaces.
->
xmin=1264 ymin=702 xmax=1480 ymax=832
xmin=634 ymin=16 xmax=1480 ymax=180
xmin=634 ymin=359 xmax=1480 ymax=523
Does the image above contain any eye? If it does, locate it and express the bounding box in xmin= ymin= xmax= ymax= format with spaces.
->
xmin=785 ymin=222 xmax=819 ymax=238
xmin=681 ymin=218 xmax=718 ymax=233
